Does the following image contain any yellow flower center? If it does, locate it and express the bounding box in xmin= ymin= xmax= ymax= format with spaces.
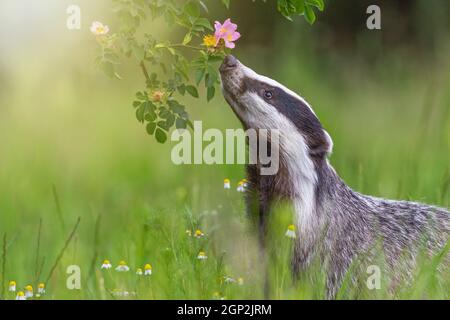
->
xmin=119 ymin=260 xmax=127 ymax=266
xmin=17 ymin=291 xmax=25 ymax=297
xmin=25 ymin=285 xmax=33 ymax=291
xmin=224 ymin=179 xmax=230 ymax=183
xmin=144 ymin=264 xmax=152 ymax=270
xmin=9 ymin=281 xmax=16 ymax=286
xmin=203 ymin=35 xmax=216 ymax=48
xmin=288 ymin=224 xmax=295 ymax=231
xmin=38 ymin=283 xmax=45 ymax=289
xmin=103 ymin=260 xmax=110 ymax=264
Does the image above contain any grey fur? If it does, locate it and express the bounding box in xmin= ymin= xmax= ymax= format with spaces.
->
xmin=219 ymin=55 xmax=450 ymax=299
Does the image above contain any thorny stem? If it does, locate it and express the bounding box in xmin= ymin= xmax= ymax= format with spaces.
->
xmin=140 ymin=60 xmax=151 ymax=83
xmin=167 ymin=43 xmax=204 ymax=50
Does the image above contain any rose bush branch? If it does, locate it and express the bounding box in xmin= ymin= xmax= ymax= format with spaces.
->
xmin=92 ymin=0 xmax=325 ymax=143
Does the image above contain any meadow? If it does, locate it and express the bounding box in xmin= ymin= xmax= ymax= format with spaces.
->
xmin=0 ymin=1 xmax=449 ymax=300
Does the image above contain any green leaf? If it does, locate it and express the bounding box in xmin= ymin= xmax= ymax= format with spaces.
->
xmin=155 ymin=128 xmax=167 ymax=143
xmin=205 ymin=69 xmax=218 ymax=88
xmin=182 ymin=32 xmax=192 ymax=45
xmin=100 ymin=61 xmax=115 ymax=78
xmin=146 ymin=122 xmax=156 ymax=135
xmin=177 ymin=84 xmax=186 ymax=95
xmin=306 ymin=0 xmax=324 ymax=11
xmin=133 ymin=101 xmax=141 ymax=108
xmin=221 ymin=0 xmax=230 ymax=9
xmin=184 ymin=1 xmax=200 ymax=17
xmin=207 ymin=86 xmax=215 ymax=102
xmin=176 ymin=118 xmax=187 ymax=129
xmin=195 ymin=68 xmax=206 ymax=86
xmin=136 ymin=106 xmax=145 ymax=123
xmin=136 ymin=91 xmax=147 ymax=100
xmin=195 ymin=17 xmax=213 ymax=31
xmin=185 ymin=85 xmax=199 ymax=98
xmin=304 ymin=5 xmax=316 ymax=24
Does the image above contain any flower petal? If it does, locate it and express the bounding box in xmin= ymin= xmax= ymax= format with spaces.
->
xmin=231 ymin=31 xmax=241 ymax=41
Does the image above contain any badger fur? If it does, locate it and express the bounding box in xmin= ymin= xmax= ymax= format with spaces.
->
xmin=219 ymin=55 xmax=450 ymax=299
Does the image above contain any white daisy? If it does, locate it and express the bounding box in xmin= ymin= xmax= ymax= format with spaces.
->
xmin=197 ymin=251 xmax=208 ymax=260
xmin=24 ymin=285 xmax=33 ymax=298
xmin=285 ymin=224 xmax=296 ymax=239
xmin=16 ymin=291 xmax=26 ymax=300
xmin=115 ymin=260 xmax=130 ymax=272
xmin=8 ymin=280 xmax=16 ymax=292
xmin=101 ymin=259 xmax=112 ymax=269
xmin=144 ymin=264 xmax=152 ymax=276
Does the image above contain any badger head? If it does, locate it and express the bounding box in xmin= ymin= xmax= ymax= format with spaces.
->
xmin=219 ymin=55 xmax=333 ymax=163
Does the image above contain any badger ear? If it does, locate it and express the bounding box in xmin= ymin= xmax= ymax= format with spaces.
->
xmin=309 ymin=129 xmax=333 ymax=158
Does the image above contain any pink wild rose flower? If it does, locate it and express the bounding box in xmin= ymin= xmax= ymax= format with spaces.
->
xmin=214 ymin=18 xmax=241 ymax=49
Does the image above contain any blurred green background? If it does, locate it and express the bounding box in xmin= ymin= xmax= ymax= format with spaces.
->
xmin=0 ymin=0 xmax=448 ymax=299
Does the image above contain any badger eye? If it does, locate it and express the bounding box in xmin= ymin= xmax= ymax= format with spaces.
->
xmin=263 ymin=90 xmax=273 ymax=99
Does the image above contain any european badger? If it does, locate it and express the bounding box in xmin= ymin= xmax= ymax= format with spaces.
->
xmin=219 ymin=55 xmax=449 ymax=298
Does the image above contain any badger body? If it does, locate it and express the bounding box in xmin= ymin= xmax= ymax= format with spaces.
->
xmin=219 ymin=55 xmax=450 ymax=298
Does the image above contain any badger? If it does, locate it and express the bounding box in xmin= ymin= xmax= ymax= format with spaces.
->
xmin=219 ymin=55 xmax=450 ymax=299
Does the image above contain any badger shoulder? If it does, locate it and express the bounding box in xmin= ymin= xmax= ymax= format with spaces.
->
xmin=361 ymin=195 xmax=449 ymax=255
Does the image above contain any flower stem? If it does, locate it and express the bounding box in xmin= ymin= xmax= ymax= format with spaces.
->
xmin=140 ymin=61 xmax=151 ymax=83
xmin=168 ymin=44 xmax=203 ymax=51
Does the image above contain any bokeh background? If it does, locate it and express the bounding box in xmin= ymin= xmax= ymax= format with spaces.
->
xmin=0 ymin=0 xmax=448 ymax=299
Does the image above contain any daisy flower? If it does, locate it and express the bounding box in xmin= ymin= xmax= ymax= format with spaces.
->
xmin=186 ymin=229 xmax=192 ymax=237
xmin=224 ymin=179 xmax=231 ymax=189
xmin=194 ymin=229 xmax=205 ymax=238
xmin=24 ymin=285 xmax=33 ymax=298
xmin=37 ymin=283 xmax=45 ymax=295
xmin=285 ymin=224 xmax=297 ymax=239
xmin=8 ymin=280 xmax=16 ymax=292
xmin=224 ymin=276 xmax=236 ymax=284
xmin=238 ymin=277 xmax=244 ymax=285
xmin=136 ymin=268 xmax=143 ymax=276
xmin=197 ymin=251 xmax=208 ymax=260
xmin=101 ymin=259 xmax=112 ymax=269
xmin=90 ymin=21 xmax=109 ymax=36
xmin=144 ymin=264 xmax=152 ymax=276
xmin=16 ymin=291 xmax=26 ymax=300
xmin=237 ymin=181 xmax=245 ymax=192
xmin=115 ymin=260 xmax=130 ymax=272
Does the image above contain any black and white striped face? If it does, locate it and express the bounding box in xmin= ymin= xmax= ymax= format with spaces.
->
xmin=219 ymin=55 xmax=333 ymax=159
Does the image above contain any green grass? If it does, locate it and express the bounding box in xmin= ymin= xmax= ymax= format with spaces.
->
xmin=0 ymin=3 xmax=449 ymax=300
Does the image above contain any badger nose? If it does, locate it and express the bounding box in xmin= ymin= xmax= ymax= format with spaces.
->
xmin=220 ymin=55 xmax=238 ymax=72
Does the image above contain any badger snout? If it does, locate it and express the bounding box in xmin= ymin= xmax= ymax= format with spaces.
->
xmin=220 ymin=55 xmax=238 ymax=72
xmin=219 ymin=55 xmax=246 ymax=106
